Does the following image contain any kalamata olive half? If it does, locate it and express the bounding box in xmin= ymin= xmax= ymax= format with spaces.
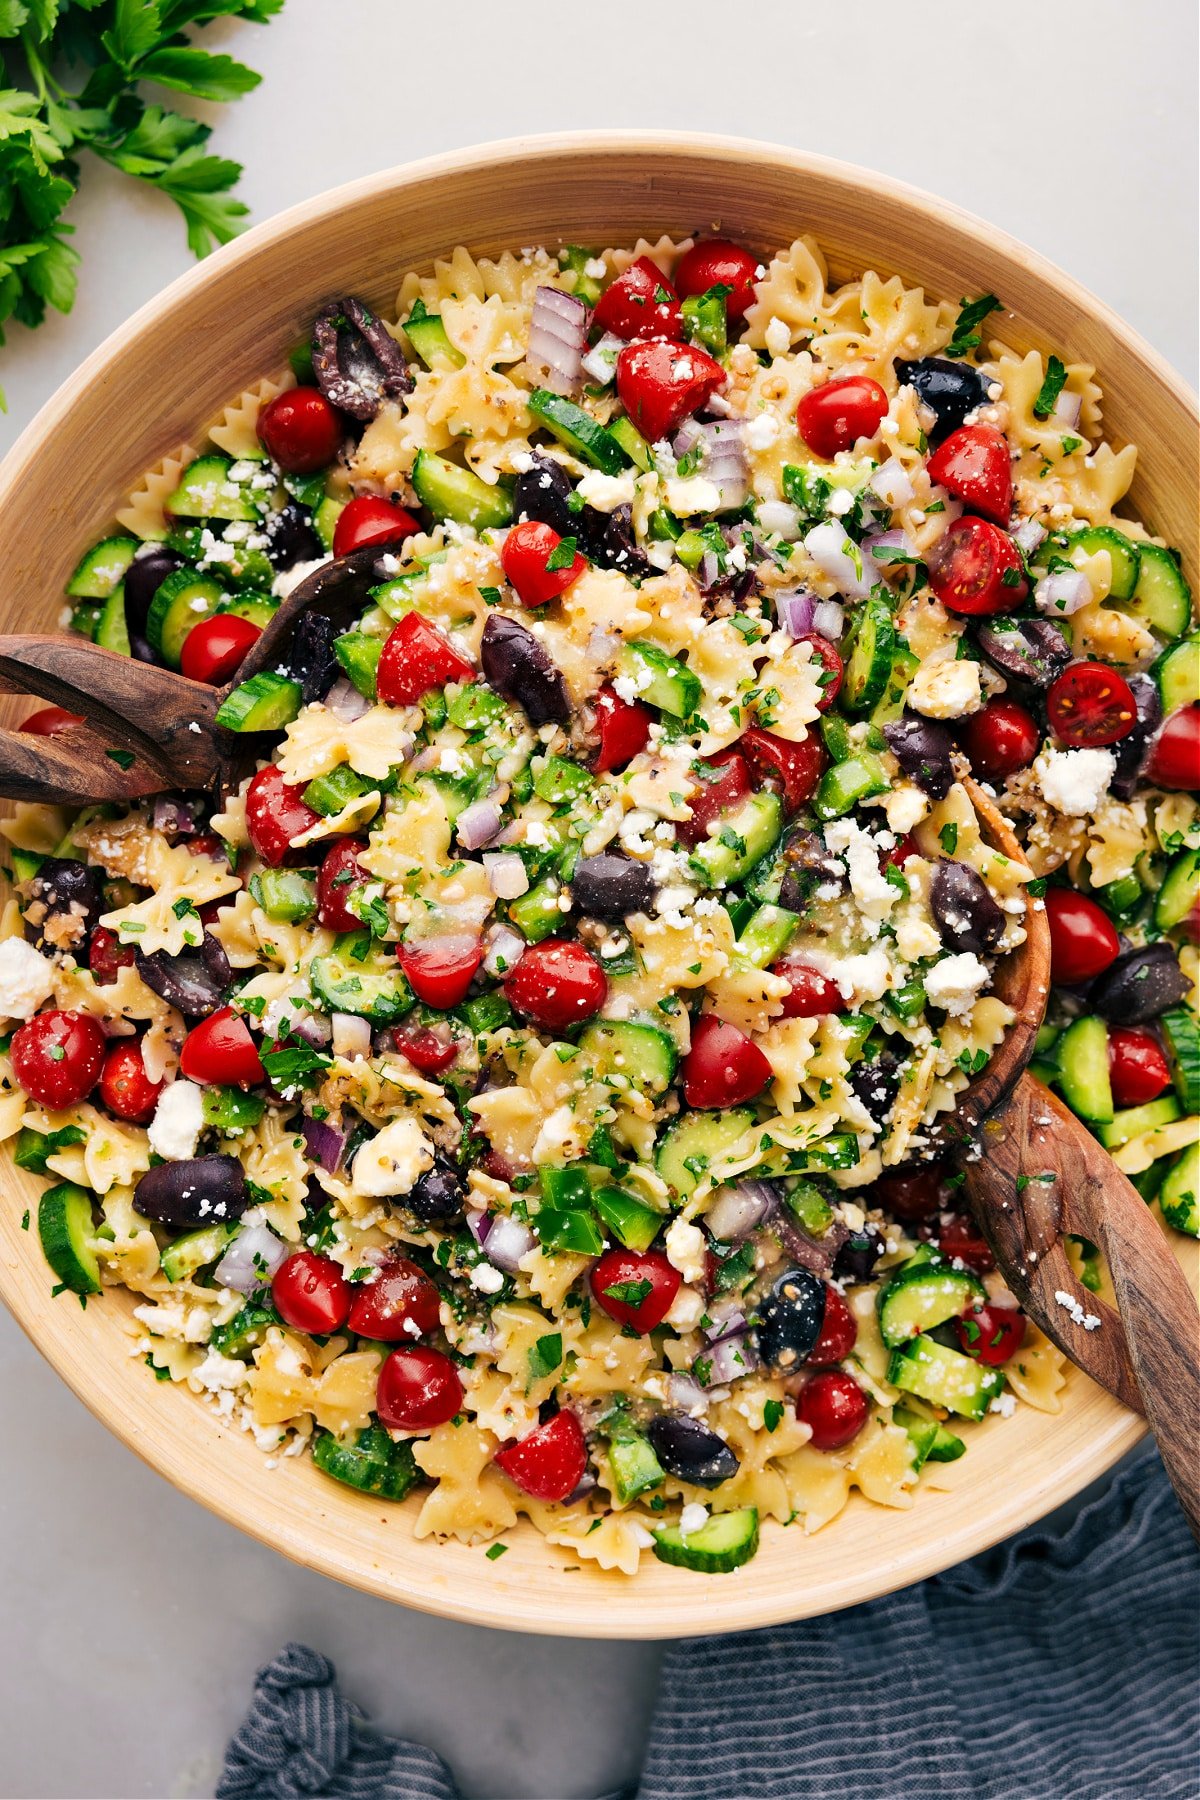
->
xmin=570 ymin=852 xmax=655 ymax=921
xmin=134 ymin=1155 xmax=248 ymax=1230
xmin=1110 ymin=674 xmax=1163 ymax=801
xmin=312 ymin=297 xmax=412 ymax=423
xmin=777 ymin=826 xmax=839 ymax=912
xmin=514 ymin=457 xmax=651 ymax=579
xmin=973 ymin=617 xmax=1071 ymax=690
xmin=136 ymin=931 xmax=231 ymax=1018
xmin=646 ymin=1413 xmax=741 ymax=1488
xmin=586 ymin=504 xmax=651 ymax=579
xmin=883 ymin=714 xmax=955 ymax=799
xmin=930 ymin=859 xmax=1006 ymax=954
xmin=755 ymin=1266 xmax=827 ymax=1372
xmin=480 ymin=614 xmax=570 ymax=726
xmin=1088 ymin=944 xmax=1191 ymax=1024
xmin=283 ymin=611 xmax=340 ymax=703
xmin=513 ymin=455 xmax=575 ymax=537
xmin=130 ymin=632 xmax=164 ymax=666
xmin=895 ymin=357 xmax=989 ymax=443
xmin=264 ymin=500 xmax=322 ymax=572
xmin=833 ymin=1226 xmax=884 ymax=1282
xmin=24 ymin=857 xmax=103 ymax=949
xmin=123 ymin=545 xmax=186 ymax=633
xmin=849 ymin=1052 xmax=902 ymax=1125
xmin=406 ymin=1161 xmax=465 ymax=1225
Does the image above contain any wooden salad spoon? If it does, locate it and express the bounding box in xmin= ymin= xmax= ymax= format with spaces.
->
xmin=953 ymin=780 xmax=1199 ymax=1538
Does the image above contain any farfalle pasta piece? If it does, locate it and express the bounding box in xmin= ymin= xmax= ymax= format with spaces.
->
xmin=413 ymin=1420 xmax=518 ymax=1545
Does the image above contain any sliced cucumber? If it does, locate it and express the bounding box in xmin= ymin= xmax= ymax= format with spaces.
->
xmin=868 ymin=642 xmax=919 ymax=726
xmin=66 ymin=534 xmax=139 ymax=600
xmin=887 ymin=1333 xmax=1005 ymax=1421
xmin=201 ymin=1086 xmax=265 ymax=1136
xmin=215 ymin=670 xmax=303 ymax=733
xmin=303 ymin=764 xmax=378 ymax=818
xmin=528 ymin=389 xmax=626 ymax=475
xmin=313 ymin=495 xmax=345 ymax=551
xmin=411 ymin=451 xmax=513 ymax=528
xmin=219 ymin=593 xmax=278 ymax=629
xmin=928 ymin=1422 xmax=967 ymax=1462
xmin=210 ymin=1303 xmax=277 ymax=1359
xmin=1056 ymin=1015 xmax=1113 ymax=1123
xmin=249 ymin=868 xmax=317 ymax=923
xmin=1161 ymin=1008 xmax=1200 ymax=1112
xmin=312 ymin=1425 xmax=419 ymax=1500
xmin=161 ymin=1221 xmax=238 ymax=1283
xmin=578 ymin=1019 xmax=678 ymax=1097
xmin=608 ymin=414 xmax=654 ymax=472
xmin=592 ymin=1187 xmax=663 ymax=1253
xmin=735 ymin=903 xmax=800 ymax=968
xmin=1152 ymin=633 xmax=1200 ymax=714
xmin=1159 ymin=1141 xmax=1199 ymax=1237
xmin=655 ymin=1108 xmax=755 ymax=1201
xmin=688 ymin=791 xmax=783 ymax=888
xmin=617 ymin=641 xmax=701 ymax=718
xmin=38 ymin=1183 xmax=100 ymax=1295
xmin=1097 ymin=1094 xmax=1181 ymax=1150
xmin=146 ymin=568 xmax=227 ymax=667
xmin=813 ymin=751 xmax=890 ymax=821
xmin=653 ymin=1506 xmax=759 ymax=1573
xmin=840 ymin=594 xmax=897 ymax=713
xmin=311 ymin=933 xmax=413 ymax=1025
xmin=606 ymin=1431 xmax=665 ymax=1504
xmin=558 ymin=245 xmax=606 ymax=307
xmin=166 ymin=453 xmax=259 ymax=523
xmin=877 ymin=1256 xmax=986 ymax=1348
xmin=1155 ymin=847 xmax=1200 ymax=935
xmin=335 ymin=632 xmax=383 ymax=702
xmin=1062 ymin=525 xmax=1140 ymax=601
xmin=402 ymin=301 xmax=465 ymax=371
xmin=1126 ymin=542 xmax=1192 ymax=638
xmin=95 ymin=585 xmax=131 ymax=656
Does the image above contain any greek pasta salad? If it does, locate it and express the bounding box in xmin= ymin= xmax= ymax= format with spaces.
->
xmin=1 ymin=232 xmax=1196 ymax=1578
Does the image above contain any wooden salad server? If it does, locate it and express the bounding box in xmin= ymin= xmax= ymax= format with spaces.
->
xmin=954 ymin=781 xmax=1200 ymax=1538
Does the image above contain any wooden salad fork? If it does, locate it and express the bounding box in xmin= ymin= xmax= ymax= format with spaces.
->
xmin=954 ymin=781 xmax=1199 ymax=1538
xmin=0 ymin=546 xmax=387 ymax=805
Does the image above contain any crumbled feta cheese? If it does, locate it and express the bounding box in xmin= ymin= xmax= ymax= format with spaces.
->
xmin=665 ymin=475 xmax=723 ymax=517
xmin=822 ymin=946 xmax=891 ymax=1004
xmin=907 ymin=655 xmax=984 ymax=719
xmin=575 ymin=470 xmax=637 ymax=511
xmin=271 ymin=556 xmax=331 ymax=599
xmin=352 ymin=1117 xmax=435 ymax=1197
xmin=147 ymin=1080 xmax=206 ymax=1161
xmin=1054 ymin=1289 xmax=1102 ymax=1330
xmin=469 ymin=1262 xmax=505 ymax=1295
xmin=678 ymin=1502 xmax=709 ymax=1539
xmin=664 ymin=1217 xmax=708 ymax=1285
xmin=828 ymin=487 xmax=855 ymax=517
xmin=1035 ymin=746 xmax=1116 ymax=817
xmin=823 ymin=818 xmax=899 ymax=921
xmin=665 ymin=1285 xmax=705 ymax=1330
xmin=0 ymin=938 xmax=56 ymax=1020
xmin=884 ymin=783 xmax=929 ymax=835
xmin=896 ymin=914 xmax=943 ymax=962
xmin=532 ymin=1102 xmax=590 ymax=1163
xmin=989 ymin=1390 xmax=1017 ymax=1417
xmin=745 ymin=412 xmax=781 ymax=451
xmin=192 ymin=1349 xmax=250 ymax=1393
xmin=924 ymin=952 xmax=989 ymax=1017
xmin=764 ymin=317 xmax=791 ymax=358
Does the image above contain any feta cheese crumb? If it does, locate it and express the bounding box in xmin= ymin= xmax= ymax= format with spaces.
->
xmin=989 ymin=1391 xmax=1017 ymax=1417
xmin=0 ymin=938 xmax=57 ymax=1020
xmin=823 ymin=817 xmax=899 ymax=921
xmin=575 ymin=470 xmax=636 ymax=511
xmin=745 ymin=412 xmax=781 ymax=451
xmin=1054 ymin=1289 xmax=1102 ymax=1330
xmin=884 ymin=783 xmax=930 ymax=835
xmin=147 ymin=1080 xmax=206 ymax=1161
xmin=908 ymin=655 xmax=984 ymax=719
xmin=764 ymin=317 xmax=790 ymax=358
xmin=351 ymin=1117 xmax=435 ymax=1197
xmin=664 ymin=1217 xmax=708 ymax=1285
xmin=924 ymin=952 xmax=990 ymax=1018
xmin=469 ymin=1262 xmax=505 ymax=1295
xmin=678 ymin=1502 xmax=709 ymax=1539
xmin=665 ymin=1284 xmax=705 ymax=1330
xmin=1035 ymin=746 xmax=1116 ymax=817
xmin=665 ymin=475 xmax=723 ymax=517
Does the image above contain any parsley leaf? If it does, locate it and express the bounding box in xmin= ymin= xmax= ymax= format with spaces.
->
xmin=946 ymin=293 xmax=1001 ymax=358
xmin=602 ymin=1277 xmax=652 ymax=1308
xmin=1033 ymin=355 xmax=1068 ymax=420
xmin=544 ymin=535 xmax=579 ymax=572
xmin=260 ymin=1039 xmax=331 ymax=1092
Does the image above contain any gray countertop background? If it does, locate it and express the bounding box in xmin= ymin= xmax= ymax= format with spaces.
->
xmin=1 ymin=2 xmax=1195 ymax=1795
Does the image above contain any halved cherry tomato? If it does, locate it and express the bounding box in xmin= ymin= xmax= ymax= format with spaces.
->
xmin=615 ymin=339 xmax=725 ymax=444
xmin=180 ymin=612 xmax=262 ymax=685
xmin=796 ymin=1370 xmax=869 ymax=1449
xmin=676 ymin=750 xmax=751 ymax=848
xmin=1108 ymin=1027 xmax=1171 ymax=1107
xmin=1044 ymin=888 xmax=1121 ymax=985
xmin=926 ymin=423 xmax=1012 ymax=524
xmin=19 ymin=706 xmax=82 ymax=736
xmin=376 ymin=1345 xmax=463 ymax=1430
xmin=11 ymin=1008 xmax=106 ymax=1108
xmin=794 ymin=633 xmax=844 ymax=711
xmin=874 ymin=1164 xmax=946 ymax=1222
xmin=494 ymin=1409 xmax=587 ymax=1502
xmin=376 ymin=612 xmax=476 ymax=706
xmin=180 ymin=1005 xmax=264 ymax=1087
xmin=592 ymin=684 xmax=652 ymax=773
xmin=186 ymin=833 xmax=226 ymax=860
xmin=682 ymin=1014 xmax=772 ymax=1109
xmin=331 ymin=495 xmax=420 ymax=558
xmin=591 ymin=256 xmax=683 ymax=341
xmin=257 ymin=387 xmax=343 ymax=474
xmin=674 ymin=239 xmax=761 ymax=322
xmin=391 ymin=1020 xmax=459 ymax=1075
xmin=740 ymin=727 xmax=826 ymax=813
xmin=797 ymin=375 xmax=889 ymax=460
xmin=881 ymin=833 xmax=918 ymax=872
xmin=961 ymin=697 xmax=1041 ymax=777
xmin=504 ymin=939 xmax=607 ymax=1031
xmin=398 ymin=934 xmax=483 ymax=1009
xmin=590 ymin=1247 xmax=681 ymax=1333
xmin=272 ymin=1251 xmax=351 ymax=1334
xmin=98 ymin=1038 xmax=162 ymax=1124
xmin=808 ymin=1284 xmax=858 ymax=1365
xmin=956 ymin=1302 xmax=1025 ymax=1367
xmin=772 ymin=957 xmax=845 ymax=1019
xmin=346 ymin=1253 xmax=441 ymax=1340
xmin=245 ymin=764 xmax=321 ymax=867
xmin=1046 ymin=661 xmax=1137 ymax=747
xmin=927 ymin=516 xmax=1027 ymax=615
xmin=89 ymin=924 xmax=136 ymax=986
xmin=935 ymin=1213 xmax=995 ymax=1274
xmin=1145 ymin=704 xmax=1200 ymax=791
xmin=502 ymin=519 xmax=587 ymax=607
xmin=315 ymin=837 xmax=368 ymax=933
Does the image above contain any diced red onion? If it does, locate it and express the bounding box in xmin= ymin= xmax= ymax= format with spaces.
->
xmin=482 ymin=1213 xmax=536 ymax=1272
xmin=528 ymin=286 xmax=588 ymax=395
xmin=1052 ymin=388 xmax=1082 ymax=429
xmin=214 ymin=1220 xmax=287 ymax=1293
xmin=774 ymin=1212 xmax=848 ymax=1275
xmin=466 ymin=1209 xmax=491 ymax=1247
xmin=704 ymin=1309 xmax=748 ymax=1344
xmin=1034 ymin=568 xmax=1092 ymax=617
xmin=325 ymin=676 xmax=370 ymax=722
xmin=699 ymin=551 xmax=721 ymax=589
xmin=671 ymin=419 xmax=749 ymax=513
xmin=803 ymin=519 xmax=871 ymax=600
xmin=581 ymin=331 xmax=623 ymax=386
xmin=332 ymin=1012 xmax=372 ymax=1060
xmin=152 ymin=795 xmax=199 ymax=838
xmin=868 ymin=458 xmax=915 ymax=508
xmin=410 ymin=745 xmax=441 ymax=773
xmin=703 ymin=1331 xmax=760 ymax=1385
xmin=293 ymin=1011 xmax=333 ymax=1048
xmin=483 ymin=852 xmax=529 ymax=900
xmin=1012 ymin=518 xmax=1047 ymax=557
xmin=456 ymin=797 xmax=503 ymax=851
xmin=863 ymin=528 xmax=908 ymax=561
xmin=562 ymin=1471 xmax=598 ymax=1506
xmin=301 ymin=1115 xmax=346 ymax=1173
xmin=483 ymin=921 xmax=525 ymax=978
xmin=665 ymin=1371 xmax=708 ymax=1413
xmin=705 ymin=1180 xmax=779 ymax=1243
xmin=812 ymin=599 xmax=845 ymax=641
xmin=758 ymin=500 xmax=802 ymax=540
xmin=775 ymin=590 xmax=816 ymax=637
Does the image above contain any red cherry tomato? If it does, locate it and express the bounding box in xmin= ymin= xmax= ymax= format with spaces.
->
xmin=615 ymin=339 xmax=725 ymax=444
xmin=936 ymin=1213 xmax=995 ymax=1274
xmin=376 ymin=1345 xmax=464 ymax=1430
xmin=398 ymin=934 xmax=484 ymax=1009
xmin=504 ymin=939 xmax=607 ymax=1031
xmin=674 ymin=239 xmax=760 ymax=322
xmin=315 ymin=837 xmax=368 ymax=933
xmin=592 ymin=684 xmax=652 ymax=773
xmin=677 ymin=751 xmax=751 ymax=849
xmin=590 ymin=1247 xmax=680 ymax=1334
xmin=245 ymin=764 xmax=321 ymax=867
xmin=376 ymin=612 xmax=476 ymax=706
xmin=797 ymin=376 xmax=889 ymax=460
xmin=591 ymin=256 xmax=683 ymax=342
xmin=797 ymin=1370 xmax=869 ymax=1450
xmin=956 ymin=1302 xmax=1026 ymax=1367
xmin=88 ymin=925 xmax=136 ymax=986
xmin=1044 ymin=888 xmax=1120 ymax=986
xmin=927 ymin=516 xmax=1027 ymax=615
xmin=1046 ymin=661 xmax=1138 ymax=748
xmin=772 ymin=958 xmax=845 ymax=1019
xmin=98 ymin=1038 xmax=162 ymax=1124
xmin=1108 ymin=1027 xmax=1171 ymax=1107
xmin=186 ymin=833 xmax=226 ymax=861
xmin=808 ymin=1284 xmax=858 ymax=1366
xmin=331 ymin=495 xmax=420 ymax=559
xmin=11 ymin=1008 xmax=106 ymax=1108
xmin=682 ymin=1014 xmax=773 ymax=1109
xmin=1145 ymin=704 xmax=1200 ymax=791
xmin=494 ymin=1409 xmax=587 ymax=1502
xmin=180 ymin=613 xmax=262 ymax=686
xmin=180 ymin=1005 xmax=264 ymax=1088
xmin=391 ymin=1020 xmax=459 ymax=1075
xmin=19 ymin=705 xmax=82 ymax=736
xmin=882 ymin=833 xmax=918 ymax=872
xmin=272 ymin=1251 xmax=351 ymax=1335
xmin=961 ymin=697 xmax=1041 ymax=777
xmin=926 ymin=423 xmax=1013 ymax=524
xmin=257 ymin=386 xmax=343 ymax=474
xmin=874 ymin=1164 xmax=946 ymax=1222
xmin=739 ymin=727 xmax=827 ymax=813
xmin=346 ymin=1254 xmax=441 ymax=1340
xmin=793 ymin=633 xmax=844 ymax=711
xmin=502 ymin=519 xmax=587 ymax=607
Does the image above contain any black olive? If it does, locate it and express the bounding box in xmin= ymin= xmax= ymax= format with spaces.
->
xmin=849 ymin=1052 xmax=902 ymax=1125
xmin=883 ymin=714 xmax=955 ymax=799
xmin=312 ymin=297 xmax=412 ymax=423
xmin=480 ymin=614 xmax=570 ymax=725
xmin=407 ymin=1161 xmax=465 ymax=1225
xmin=1088 ymin=944 xmax=1191 ymax=1024
xmin=513 ymin=455 xmax=575 ymax=537
xmin=130 ymin=632 xmax=164 ymax=666
xmin=570 ymin=852 xmax=655 ymax=921
xmin=24 ymin=857 xmax=103 ymax=948
xmin=930 ymin=859 xmax=1006 ymax=954
xmin=777 ymin=826 xmax=838 ymax=912
xmin=973 ymin=617 xmax=1071 ymax=690
xmin=833 ymin=1227 xmax=884 ymax=1282
xmin=585 ymin=504 xmax=651 ymax=580
xmin=514 ymin=457 xmax=651 ymax=579
xmin=264 ymin=500 xmax=322 ymax=572
xmin=135 ymin=931 xmax=231 ymax=1018
xmin=895 ymin=357 xmax=989 ymax=444
xmin=134 ymin=1155 xmax=248 ymax=1231
xmin=123 ymin=546 xmax=186 ymax=634
xmin=1110 ymin=675 xmax=1163 ymax=802
xmin=755 ymin=1266 xmax=827 ymax=1372
xmin=647 ymin=1413 xmax=741 ymax=1488
xmin=283 ymin=611 xmax=340 ymax=704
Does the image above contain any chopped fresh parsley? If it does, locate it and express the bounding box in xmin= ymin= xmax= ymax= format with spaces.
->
xmin=1032 ymin=355 xmax=1068 ymax=420
xmin=946 ymin=293 xmax=1001 ymax=358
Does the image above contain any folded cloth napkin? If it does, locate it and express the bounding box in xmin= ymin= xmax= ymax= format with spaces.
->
xmin=218 ymin=1445 xmax=1198 ymax=1800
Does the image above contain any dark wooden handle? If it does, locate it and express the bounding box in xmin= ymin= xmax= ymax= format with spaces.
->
xmin=964 ymin=1073 xmax=1200 ymax=1540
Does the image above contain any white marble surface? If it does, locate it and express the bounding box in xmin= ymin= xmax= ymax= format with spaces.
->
xmin=0 ymin=2 xmax=1196 ymax=1795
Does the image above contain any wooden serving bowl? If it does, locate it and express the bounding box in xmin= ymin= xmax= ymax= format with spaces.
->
xmin=0 ymin=134 xmax=1196 ymax=1638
